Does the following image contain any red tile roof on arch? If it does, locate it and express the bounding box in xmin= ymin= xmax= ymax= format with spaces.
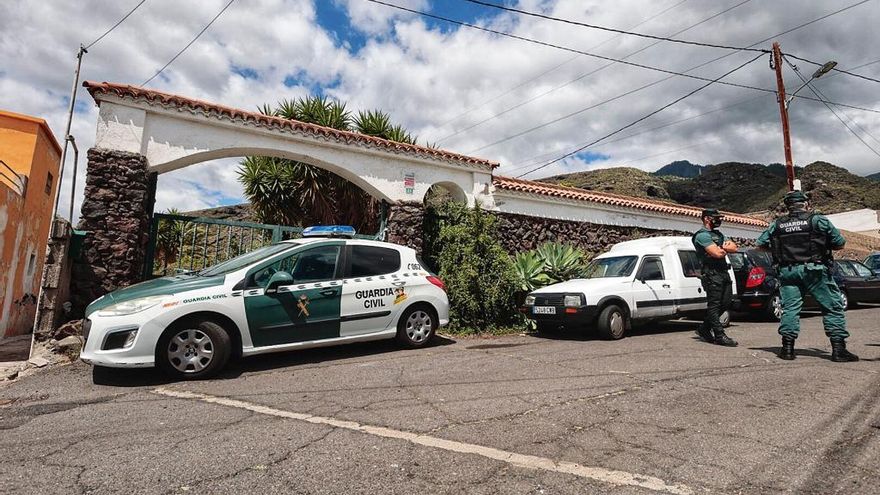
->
xmin=492 ymin=175 xmax=768 ymax=227
xmin=82 ymin=81 xmax=499 ymax=170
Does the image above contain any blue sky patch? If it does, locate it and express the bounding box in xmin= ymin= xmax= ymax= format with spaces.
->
xmin=232 ymin=66 xmax=259 ymax=80
xmin=315 ymin=1 xmax=368 ymax=52
xmin=574 ymin=150 xmax=611 ymax=164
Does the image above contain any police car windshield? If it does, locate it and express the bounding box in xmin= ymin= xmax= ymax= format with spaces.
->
xmin=199 ymin=243 xmax=295 ymax=277
xmin=583 ymin=256 xmax=638 ymax=278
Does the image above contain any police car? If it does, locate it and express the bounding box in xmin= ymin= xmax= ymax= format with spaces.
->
xmin=81 ymin=226 xmax=448 ymax=379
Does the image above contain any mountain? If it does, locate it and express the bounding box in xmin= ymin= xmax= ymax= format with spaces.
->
xmin=867 ymin=171 xmax=880 ymax=181
xmin=653 ymin=160 xmax=705 ymax=178
xmin=542 ymin=167 xmax=674 ymax=200
xmin=539 ymin=161 xmax=880 ymax=215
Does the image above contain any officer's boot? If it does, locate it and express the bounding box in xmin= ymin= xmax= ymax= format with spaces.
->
xmin=778 ymin=336 xmax=796 ymax=360
xmin=830 ymin=338 xmax=859 ymax=362
xmin=696 ymin=324 xmax=714 ymax=343
xmin=713 ymin=331 xmax=738 ymax=347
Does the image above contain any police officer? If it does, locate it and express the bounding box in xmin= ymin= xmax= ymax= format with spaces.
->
xmin=692 ymin=209 xmax=739 ymax=346
xmin=756 ymin=190 xmax=857 ymax=362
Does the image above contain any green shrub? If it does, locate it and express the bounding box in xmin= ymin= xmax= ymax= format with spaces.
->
xmin=513 ymin=251 xmax=552 ymax=292
xmin=437 ymin=206 xmax=519 ymax=332
xmin=536 ymin=241 xmax=590 ymax=283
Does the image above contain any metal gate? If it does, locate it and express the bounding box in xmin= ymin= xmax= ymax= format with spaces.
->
xmin=143 ymin=213 xmax=378 ymax=279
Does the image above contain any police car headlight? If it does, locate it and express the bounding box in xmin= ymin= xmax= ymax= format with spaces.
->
xmin=564 ymin=295 xmax=583 ymax=307
xmin=524 ymin=295 xmax=536 ymax=306
xmin=96 ymin=296 xmax=171 ymax=317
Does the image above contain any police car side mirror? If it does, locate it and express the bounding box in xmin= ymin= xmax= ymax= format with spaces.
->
xmin=265 ymin=271 xmax=294 ymax=294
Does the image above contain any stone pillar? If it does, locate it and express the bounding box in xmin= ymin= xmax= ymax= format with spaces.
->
xmin=33 ymin=219 xmax=73 ymax=341
xmin=385 ymin=201 xmax=425 ymax=253
xmin=70 ymin=148 xmax=152 ymax=314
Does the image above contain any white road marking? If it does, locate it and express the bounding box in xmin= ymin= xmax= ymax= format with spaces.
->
xmin=153 ymin=387 xmax=692 ymax=495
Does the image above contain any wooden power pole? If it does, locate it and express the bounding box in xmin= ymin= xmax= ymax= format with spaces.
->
xmin=771 ymin=42 xmax=796 ymax=191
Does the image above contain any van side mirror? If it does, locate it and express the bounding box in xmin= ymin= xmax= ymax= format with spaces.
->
xmin=265 ymin=271 xmax=293 ymax=294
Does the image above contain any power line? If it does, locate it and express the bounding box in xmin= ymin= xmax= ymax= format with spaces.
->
xmin=503 ymin=95 xmax=769 ymax=172
xmin=784 ymin=53 xmax=880 ymax=85
xmin=141 ymin=0 xmax=236 ymax=87
xmin=85 ymin=0 xmax=149 ymax=50
xmin=370 ymin=0 xmax=880 ymax=155
xmin=462 ymin=0 xmax=768 ymax=54
xmin=434 ymin=0 xmax=689 ymax=136
xmin=437 ymin=0 xmax=751 ymax=144
xmin=516 ymin=53 xmax=765 ymax=178
xmin=368 ymin=0 xmax=771 ymax=93
xmin=785 ymin=57 xmax=880 ymax=158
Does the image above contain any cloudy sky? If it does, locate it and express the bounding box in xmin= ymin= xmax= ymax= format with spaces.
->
xmin=2 ymin=0 xmax=879 ymax=219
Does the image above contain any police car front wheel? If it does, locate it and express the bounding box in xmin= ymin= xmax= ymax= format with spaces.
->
xmin=157 ymin=319 xmax=232 ymax=379
xmin=397 ymin=305 xmax=437 ymax=348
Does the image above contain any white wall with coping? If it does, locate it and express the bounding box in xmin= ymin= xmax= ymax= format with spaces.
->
xmin=492 ymin=190 xmax=764 ymax=239
xmin=94 ymin=98 xmax=491 ymax=208
xmin=92 ymin=95 xmax=765 ymax=238
xmin=825 ymin=209 xmax=880 ymax=237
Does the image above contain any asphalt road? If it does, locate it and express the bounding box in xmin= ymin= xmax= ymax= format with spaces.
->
xmin=2 ymin=307 xmax=879 ymax=495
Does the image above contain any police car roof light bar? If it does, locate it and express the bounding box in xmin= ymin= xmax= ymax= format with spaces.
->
xmin=302 ymin=225 xmax=357 ymax=238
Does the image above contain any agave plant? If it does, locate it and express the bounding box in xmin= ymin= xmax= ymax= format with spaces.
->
xmin=536 ymin=242 xmax=588 ymax=283
xmin=513 ymin=251 xmax=552 ymax=292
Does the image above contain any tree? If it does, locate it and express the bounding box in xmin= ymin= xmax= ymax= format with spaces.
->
xmin=238 ymin=96 xmax=417 ymax=232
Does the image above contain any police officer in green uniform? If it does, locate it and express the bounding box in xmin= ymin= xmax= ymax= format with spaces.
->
xmin=756 ymin=190 xmax=858 ymax=362
xmin=692 ymin=209 xmax=739 ymax=346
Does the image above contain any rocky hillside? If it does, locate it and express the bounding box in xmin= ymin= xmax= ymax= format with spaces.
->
xmin=542 ymin=167 xmax=676 ymax=200
xmin=867 ymin=171 xmax=880 ymax=181
xmin=541 ymin=161 xmax=880 ymax=215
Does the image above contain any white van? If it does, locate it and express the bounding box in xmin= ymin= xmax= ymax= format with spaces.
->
xmin=524 ymin=236 xmax=736 ymax=339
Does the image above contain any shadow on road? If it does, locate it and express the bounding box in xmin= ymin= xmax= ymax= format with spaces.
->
xmin=92 ymin=335 xmax=457 ymax=387
xmin=749 ymin=346 xmax=834 ymax=360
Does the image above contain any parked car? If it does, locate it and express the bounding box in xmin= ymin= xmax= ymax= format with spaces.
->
xmin=864 ymin=253 xmax=880 ymax=276
xmin=523 ymin=237 xmax=736 ymax=339
xmin=731 ymin=249 xmax=880 ymax=320
xmin=81 ymin=226 xmax=448 ymax=379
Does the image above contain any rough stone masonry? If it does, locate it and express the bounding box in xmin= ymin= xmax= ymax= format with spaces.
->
xmin=70 ymin=148 xmax=154 ymax=315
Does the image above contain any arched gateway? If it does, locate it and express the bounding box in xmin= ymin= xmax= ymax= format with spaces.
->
xmin=75 ymin=81 xmax=766 ymax=309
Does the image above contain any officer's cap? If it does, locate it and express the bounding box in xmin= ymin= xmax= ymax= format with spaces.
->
xmin=783 ymin=190 xmax=809 ymax=205
xmin=701 ymin=208 xmax=722 ymax=218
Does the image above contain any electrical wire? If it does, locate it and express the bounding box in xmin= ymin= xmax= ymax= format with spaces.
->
xmin=784 ymin=53 xmax=880 ymax=85
xmin=515 ymin=53 xmax=765 ymax=178
xmin=785 ymin=57 xmax=880 ymax=158
xmin=503 ymin=95 xmax=768 ymax=172
xmin=84 ymin=0 xmax=148 ymax=50
xmin=141 ymin=0 xmax=236 ymax=87
xmin=462 ymin=0 xmax=768 ymax=54
xmin=437 ymin=0 xmax=751 ymax=144
xmin=370 ymin=0 xmax=880 ymax=156
xmin=434 ymin=0 xmax=689 ymax=136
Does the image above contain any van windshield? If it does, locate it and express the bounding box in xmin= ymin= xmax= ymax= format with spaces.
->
xmin=583 ymin=256 xmax=638 ymax=278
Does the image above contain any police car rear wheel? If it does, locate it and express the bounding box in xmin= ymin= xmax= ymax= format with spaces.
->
xmin=158 ymin=319 xmax=231 ymax=379
xmin=397 ymin=305 xmax=436 ymax=348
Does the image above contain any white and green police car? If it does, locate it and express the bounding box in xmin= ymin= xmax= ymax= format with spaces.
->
xmin=81 ymin=226 xmax=448 ymax=379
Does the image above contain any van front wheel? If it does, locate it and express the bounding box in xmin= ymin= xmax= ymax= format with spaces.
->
xmin=597 ymin=305 xmax=626 ymax=340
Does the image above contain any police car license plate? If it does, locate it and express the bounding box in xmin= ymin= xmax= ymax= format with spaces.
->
xmin=533 ymin=306 xmax=556 ymax=315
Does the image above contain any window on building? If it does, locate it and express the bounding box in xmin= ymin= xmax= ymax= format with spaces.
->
xmin=45 ymin=172 xmax=53 ymax=195
xmin=26 ymin=253 xmax=37 ymax=277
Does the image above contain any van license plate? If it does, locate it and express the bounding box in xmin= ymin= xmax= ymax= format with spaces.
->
xmin=533 ymin=306 xmax=556 ymax=315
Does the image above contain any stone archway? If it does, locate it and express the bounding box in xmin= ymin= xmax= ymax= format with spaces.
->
xmin=72 ymin=82 xmax=498 ymax=307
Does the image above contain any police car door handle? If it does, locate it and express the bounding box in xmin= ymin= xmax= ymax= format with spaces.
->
xmin=319 ymin=288 xmax=339 ymax=297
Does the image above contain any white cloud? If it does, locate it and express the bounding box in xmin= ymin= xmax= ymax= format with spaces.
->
xmin=1 ymin=0 xmax=879 ymax=223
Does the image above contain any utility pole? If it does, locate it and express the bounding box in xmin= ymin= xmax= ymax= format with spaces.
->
xmin=53 ymin=45 xmax=87 ymax=222
xmin=771 ymin=42 xmax=796 ymax=191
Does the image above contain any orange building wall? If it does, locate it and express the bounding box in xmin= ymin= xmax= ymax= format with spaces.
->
xmin=0 ymin=110 xmax=61 ymax=338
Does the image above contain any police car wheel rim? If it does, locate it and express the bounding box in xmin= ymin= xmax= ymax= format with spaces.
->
xmin=406 ymin=311 xmax=432 ymax=342
xmin=168 ymin=329 xmax=214 ymax=373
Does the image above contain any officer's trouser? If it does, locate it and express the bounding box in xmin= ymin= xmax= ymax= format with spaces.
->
xmin=700 ymin=268 xmax=732 ymax=336
xmin=777 ymin=263 xmax=848 ymax=339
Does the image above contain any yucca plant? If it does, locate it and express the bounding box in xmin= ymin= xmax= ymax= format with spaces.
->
xmin=239 ymin=97 xmax=415 ymax=232
xmin=536 ymin=242 xmax=588 ymax=283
